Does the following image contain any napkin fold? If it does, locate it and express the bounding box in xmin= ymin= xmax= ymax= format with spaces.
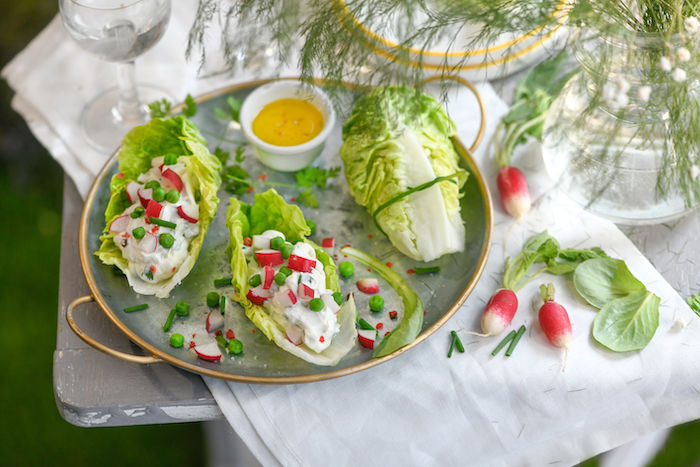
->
xmin=204 ymin=83 xmax=698 ymax=467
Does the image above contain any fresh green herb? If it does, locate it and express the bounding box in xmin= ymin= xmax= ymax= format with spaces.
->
xmin=296 ymin=188 xmax=319 ymax=208
xmin=505 ymin=325 xmax=526 ymax=356
xmin=132 ymin=227 xmax=146 ymax=239
xmin=573 ymin=258 xmax=646 ymax=309
xmin=228 ymin=338 xmax=243 ymax=354
xmin=296 ymin=166 xmax=341 ymax=189
xmin=207 ymin=292 xmax=220 ymax=307
xmin=175 ymin=301 xmax=190 ymax=316
xmin=414 ymin=266 xmax=440 ymax=275
xmin=214 ymin=277 xmax=233 ymax=287
xmin=447 ymin=333 xmax=456 ymax=358
xmin=357 ymin=318 xmax=375 ymax=330
xmin=166 ymin=189 xmax=180 ymax=203
xmin=214 ymin=147 xmax=230 ymax=166
xmin=492 ymin=330 xmax=517 ymax=356
xmin=342 ymin=246 xmax=424 ymax=358
xmin=222 ymin=165 xmax=253 ymax=195
xmin=216 ymin=333 xmax=228 ymax=348
xmin=339 ymin=261 xmax=354 ymax=277
xmin=451 ymin=330 xmax=465 ymax=353
xmin=124 ymin=304 xmax=148 ymax=313
xmin=369 ymin=295 xmax=384 ymax=312
xmin=687 ymin=292 xmax=700 ymax=317
xmin=248 ymin=274 xmax=262 ymax=287
xmin=145 ymin=269 xmax=154 ymax=280
xmin=170 ymin=333 xmax=185 ymax=348
xmin=159 ymin=233 xmax=175 ymax=248
xmin=182 ymin=94 xmax=197 ymax=118
xmin=220 ymin=295 xmax=226 ymax=314
xmin=163 ymin=308 xmax=177 ymax=332
xmin=148 ymin=98 xmax=171 ymax=119
xmin=310 ymin=298 xmax=325 ymax=312
xmin=130 ymin=207 xmax=145 ymax=218
xmin=150 ymin=218 xmax=177 ymax=229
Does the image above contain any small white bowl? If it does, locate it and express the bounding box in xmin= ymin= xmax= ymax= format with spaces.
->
xmin=239 ymin=80 xmax=336 ymax=172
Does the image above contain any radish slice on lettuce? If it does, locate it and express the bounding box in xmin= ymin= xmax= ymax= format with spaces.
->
xmin=95 ymin=116 xmax=222 ymax=298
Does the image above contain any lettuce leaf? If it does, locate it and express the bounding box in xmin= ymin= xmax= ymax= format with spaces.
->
xmin=340 ymin=86 xmax=467 ymax=262
xmin=225 ymin=189 xmax=356 ymax=366
xmin=95 ymin=116 xmax=221 ymax=298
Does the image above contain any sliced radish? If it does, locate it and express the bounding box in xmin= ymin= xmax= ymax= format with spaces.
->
xmin=138 ymin=187 xmax=154 ymax=207
xmin=145 ymin=199 xmax=163 ymax=220
xmin=247 ymin=286 xmax=272 ymax=306
xmin=286 ymin=325 xmax=303 ymax=346
xmin=151 ymin=156 xmax=165 ymax=168
xmin=358 ymin=329 xmax=376 ymax=349
xmin=357 ymin=278 xmax=379 ymax=294
xmin=206 ymin=309 xmax=224 ymax=333
xmin=262 ymin=266 xmax=275 ymax=290
xmin=194 ymin=342 xmax=222 ymax=362
xmin=275 ymin=288 xmax=297 ymax=308
xmin=252 ymin=235 xmax=271 ymax=250
xmin=298 ymin=283 xmax=316 ymax=301
xmin=321 ymin=294 xmax=341 ymax=314
xmin=177 ymin=204 xmax=199 ymax=223
xmin=138 ymin=232 xmax=158 ymax=253
xmin=109 ymin=215 xmax=130 ymax=233
xmin=125 ymin=181 xmax=142 ymax=204
xmin=255 ymin=249 xmax=284 ymax=267
xmin=161 ymin=168 xmax=183 ymax=192
xmin=322 ymin=238 xmax=335 ymax=256
xmin=288 ymin=254 xmax=316 ymax=273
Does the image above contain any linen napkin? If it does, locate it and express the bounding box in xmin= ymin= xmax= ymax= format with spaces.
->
xmin=203 ymin=82 xmax=698 ymax=467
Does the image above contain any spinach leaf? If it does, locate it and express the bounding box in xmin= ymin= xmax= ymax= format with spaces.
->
xmin=573 ymin=258 xmax=646 ymax=309
xmin=592 ymin=290 xmax=660 ymax=352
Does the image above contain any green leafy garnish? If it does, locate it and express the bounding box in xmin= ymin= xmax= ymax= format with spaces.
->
xmin=222 ymin=165 xmax=253 ymax=195
xmin=296 ymin=166 xmax=340 ymax=189
xmin=296 ymin=188 xmax=319 ymax=208
xmin=148 ymin=98 xmax=172 ymax=119
xmin=182 ymin=94 xmax=197 ymax=117
xmin=573 ymin=258 xmax=646 ymax=309
xmin=215 ymin=96 xmax=244 ymax=123
xmin=687 ymin=292 xmax=700 ymax=317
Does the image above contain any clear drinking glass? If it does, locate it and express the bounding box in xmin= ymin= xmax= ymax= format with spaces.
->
xmin=59 ymin=0 xmax=172 ymax=153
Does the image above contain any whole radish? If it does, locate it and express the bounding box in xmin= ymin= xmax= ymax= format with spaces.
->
xmin=497 ymin=166 xmax=531 ymax=219
xmin=478 ymin=288 xmax=519 ymax=336
xmin=538 ymin=283 xmax=572 ymax=371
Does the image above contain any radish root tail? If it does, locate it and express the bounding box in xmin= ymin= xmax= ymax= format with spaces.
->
xmin=562 ymin=346 xmax=569 ymax=372
xmin=457 ymin=320 xmax=490 ymax=337
xmin=503 ymin=217 xmax=522 ymax=258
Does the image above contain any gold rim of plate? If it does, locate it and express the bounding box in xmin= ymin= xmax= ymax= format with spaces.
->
xmin=335 ymin=0 xmax=568 ymax=70
xmin=77 ymin=78 xmax=494 ymax=384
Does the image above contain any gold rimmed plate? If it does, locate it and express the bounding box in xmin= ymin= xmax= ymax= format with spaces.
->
xmin=70 ymin=78 xmax=493 ymax=384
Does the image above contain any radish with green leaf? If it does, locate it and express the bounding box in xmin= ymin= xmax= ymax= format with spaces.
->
xmin=538 ymin=283 xmax=572 ymax=371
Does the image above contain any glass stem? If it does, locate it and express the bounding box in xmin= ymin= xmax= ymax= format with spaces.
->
xmin=114 ymin=61 xmax=145 ymax=123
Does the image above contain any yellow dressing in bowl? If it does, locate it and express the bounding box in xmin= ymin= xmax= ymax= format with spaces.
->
xmin=252 ymin=98 xmax=325 ymax=147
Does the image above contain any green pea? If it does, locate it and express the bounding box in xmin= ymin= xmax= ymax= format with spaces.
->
xmin=145 ymin=180 xmax=160 ymax=190
xmin=175 ymin=301 xmax=190 ymax=316
xmin=281 ymin=243 xmax=293 ymax=259
xmin=130 ymin=207 xmax=145 ymax=218
xmin=170 ymin=333 xmax=185 ymax=348
xmin=153 ymin=187 xmax=167 ymax=202
xmin=369 ymin=295 xmax=385 ymax=312
xmin=132 ymin=226 xmax=146 ymax=239
xmin=166 ymin=189 xmax=180 ymax=203
xmin=309 ymin=298 xmax=325 ymax=312
xmin=332 ymin=292 xmax=344 ymax=306
xmin=270 ymin=236 xmax=284 ymax=250
xmin=164 ymin=153 xmax=178 ymax=165
xmin=339 ymin=261 xmax=354 ymax=277
xmin=228 ymin=338 xmax=243 ymax=354
xmin=248 ymin=274 xmax=262 ymax=287
xmin=306 ymin=219 xmax=316 ymax=235
xmin=274 ymin=272 xmax=287 ymax=285
xmin=280 ymin=267 xmax=293 ymax=277
xmin=207 ymin=292 xmax=220 ymax=307
xmin=159 ymin=233 xmax=175 ymax=248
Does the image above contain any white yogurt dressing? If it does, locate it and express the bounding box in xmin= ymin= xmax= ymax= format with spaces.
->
xmin=248 ymin=231 xmax=340 ymax=353
xmin=112 ymin=161 xmax=200 ymax=283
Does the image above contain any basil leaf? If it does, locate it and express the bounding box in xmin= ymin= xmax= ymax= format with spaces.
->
xmin=592 ymin=290 xmax=660 ymax=352
xmin=573 ymin=258 xmax=646 ymax=309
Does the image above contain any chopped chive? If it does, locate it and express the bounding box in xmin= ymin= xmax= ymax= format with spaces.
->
xmin=447 ymin=333 xmax=456 ymax=358
xmin=214 ymin=277 xmax=233 ymax=287
xmin=216 ymin=333 xmax=228 ymax=348
xmin=415 ymin=266 xmax=441 ymax=275
xmin=357 ymin=318 xmax=375 ymax=330
xmin=492 ymin=330 xmax=517 ymax=356
xmin=505 ymin=325 xmax=527 ymax=357
xmin=451 ymin=330 xmax=465 ymax=353
xmin=124 ymin=304 xmax=148 ymax=313
xmin=149 ymin=217 xmax=177 ymax=229
xmin=163 ymin=308 xmax=177 ymax=332
xmin=220 ymin=296 xmax=226 ymax=315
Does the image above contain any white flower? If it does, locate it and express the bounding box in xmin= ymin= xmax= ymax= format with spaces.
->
xmin=637 ymin=85 xmax=652 ymax=102
xmin=672 ymin=67 xmax=687 ymax=82
xmin=615 ymin=93 xmax=630 ymax=107
xmin=602 ymin=84 xmax=617 ymax=102
xmin=685 ymin=16 xmax=700 ymax=35
xmin=677 ymin=47 xmax=691 ymax=62
xmin=660 ymin=56 xmax=672 ymax=72
xmin=614 ymin=76 xmax=631 ymax=94
xmin=691 ymin=164 xmax=700 ymax=180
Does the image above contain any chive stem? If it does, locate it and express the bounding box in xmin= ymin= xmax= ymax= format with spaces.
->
xmin=451 ymin=330 xmax=465 ymax=353
xmin=214 ymin=277 xmax=233 ymax=287
xmin=163 ymin=309 xmax=177 ymax=332
xmin=216 ymin=334 xmax=228 ymax=348
xmin=220 ymin=296 xmax=226 ymax=315
xmin=415 ymin=266 xmax=440 ymax=275
xmin=150 ymin=217 xmax=177 ymax=229
xmin=492 ymin=330 xmax=517 ymax=356
xmin=124 ymin=304 xmax=148 ymax=313
xmin=447 ymin=333 xmax=456 ymax=358
xmin=358 ymin=318 xmax=375 ymax=331
xmin=505 ymin=325 xmax=527 ymax=357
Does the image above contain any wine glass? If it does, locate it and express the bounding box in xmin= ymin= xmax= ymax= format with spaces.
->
xmin=59 ymin=0 xmax=172 ymax=153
